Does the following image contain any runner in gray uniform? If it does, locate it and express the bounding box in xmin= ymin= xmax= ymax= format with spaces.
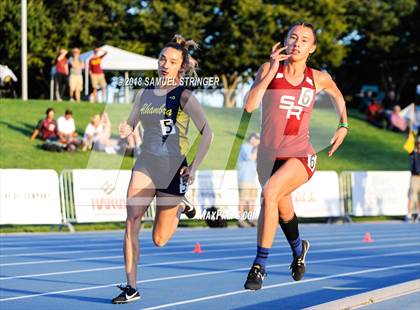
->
xmin=112 ymin=35 xmax=213 ymax=304
xmin=131 ymin=84 xmax=191 ymax=195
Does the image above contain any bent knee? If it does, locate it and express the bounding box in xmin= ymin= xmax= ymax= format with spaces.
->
xmin=263 ymin=183 xmax=290 ymax=202
xmin=152 ymin=235 xmax=168 ymax=247
xmin=262 ymin=187 xmax=279 ymax=206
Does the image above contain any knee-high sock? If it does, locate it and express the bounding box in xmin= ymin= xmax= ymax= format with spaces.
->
xmin=253 ymin=246 xmax=270 ymax=270
xmin=279 ymin=213 xmax=302 ymax=257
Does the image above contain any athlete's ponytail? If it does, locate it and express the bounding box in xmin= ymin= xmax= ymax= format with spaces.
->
xmin=163 ymin=34 xmax=199 ymax=78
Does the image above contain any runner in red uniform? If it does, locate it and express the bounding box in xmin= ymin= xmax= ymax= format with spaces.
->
xmin=257 ymin=63 xmax=317 ymax=184
xmin=244 ymin=22 xmax=349 ymax=290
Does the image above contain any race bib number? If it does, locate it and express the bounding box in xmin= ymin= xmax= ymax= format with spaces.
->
xmin=160 ymin=119 xmax=176 ymax=136
xmin=307 ymin=154 xmax=317 ymax=172
xmin=179 ymin=177 xmax=188 ymax=194
xmin=297 ymin=87 xmax=314 ymax=108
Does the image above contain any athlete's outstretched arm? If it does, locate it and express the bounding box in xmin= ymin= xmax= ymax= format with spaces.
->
xmin=181 ymin=90 xmax=213 ymax=184
xmin=244 ymin=43 xmax=290 ymax=112
xmin=314 ymin=71 xmax=348 ymax=157
xmin=119 ymin=89 xmax=144 ymax=138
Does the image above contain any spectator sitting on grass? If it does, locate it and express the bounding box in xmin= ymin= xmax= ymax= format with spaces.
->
xmin=388 ymin=105 xmax=407 ymax=133
xmin=83 ymin=112 xmax=118 ymax=152
xmin=31 ymin=108 xmax=59 ymax=141
xmin=0 ymin=64 xmax=18 ymax=98
xmin=117 ymin=123 xmax=142 ymax=157
xmin=366 ymin=99 xmax=384 ymax=128
xmin=83 ymin=114 xmax=104 ymax=150
xmin=100 ymin=111 xmax=112 ymax=141
xmin=57 ymin=109 xmax=81 ymax=150
xmin=99 ymin=111 xmax=120 ymax=151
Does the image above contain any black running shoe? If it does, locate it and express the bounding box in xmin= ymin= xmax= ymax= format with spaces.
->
xmin=182 ymin=197 xmax=196 ymax=219
xmin=111 ymin=284 xmax=141 ymax=304
xmin=290 ymin=240 xmax=310 ymax=281
xmin=244 ymin=264 xmax=266 ymax=290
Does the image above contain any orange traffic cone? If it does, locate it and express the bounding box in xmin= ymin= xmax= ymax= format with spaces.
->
xmin=363 ymin=232 xmax=373 ymax=243
xmin=192 ymin=242 xmax=203 ymax=253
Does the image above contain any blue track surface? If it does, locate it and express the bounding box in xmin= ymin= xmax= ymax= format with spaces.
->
xmin=0 ymin=223 xmax=419 ymax=309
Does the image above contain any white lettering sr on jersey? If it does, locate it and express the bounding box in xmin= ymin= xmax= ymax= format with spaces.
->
xmin=279 ymin=87 xmax=314 ymax=120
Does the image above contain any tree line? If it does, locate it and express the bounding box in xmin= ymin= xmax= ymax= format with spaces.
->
xmin=1 ymin=0 xmax=419 ymax=106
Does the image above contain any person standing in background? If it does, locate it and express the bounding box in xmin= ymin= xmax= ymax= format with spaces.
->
xmin=407 ymin=136 xmax=420 ymax=223
xmin=89 ymin=48 xmax=108 ymax=102
xmin=69 ymin=48 xmax=85 ymax=102
xmin=55 ymin=49 xmax=69 ymax=101
xmin=237 ymin=133 xmax=260 ymax=227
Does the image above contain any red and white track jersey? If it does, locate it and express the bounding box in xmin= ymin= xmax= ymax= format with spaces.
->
xmin=260 ymin=64 xmax=316 ymax=158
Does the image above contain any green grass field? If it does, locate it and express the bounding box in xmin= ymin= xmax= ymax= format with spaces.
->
xmin=0 ymin=98 xmax=408 ymax=173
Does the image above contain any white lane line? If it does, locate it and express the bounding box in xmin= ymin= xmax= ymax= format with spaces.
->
xmin=0 ymin=231 xmax=253 ymax=245
xmin=2 ymin=230 xmax=418 ymax=258
xmin=0 ymin=250 xmax=418 ymax=302
xmin=142 ymin=262 xmax=420 ymax=310
xmin=0 ymin=241 xmax=259 ymax=267
xmin=322 ymin=286 xmax=366 ymax=291
xmin=0 ymin=247 xmax=120 ymax=258
xmin=1 ymin=235 xmax=419 ymax=267
xmin=0 ymin=225 xmax=415 ymax=240
xmin=0 ymin=234 xmax=255 ymax=245
xmin=1 ymin=229 xmax=416 ymax=250
xmin=0 ymin=235 xmax=255 ymax=251
xmin=0 ymin=242 xmax=418 ymax=281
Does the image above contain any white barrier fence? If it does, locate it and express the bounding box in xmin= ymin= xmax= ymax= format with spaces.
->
xmin=0 ymin=169 xmax=62 ymax=225
xmin=188 ymin=170 xmax=244 ymax=219
xmin=72 ymin=169 xmax=132 ymax=223
xmin=60 ymin=169 xmax=156 ymax=225
xmin=188 ymin=170 xmax=341 ymax=219
xmin=0 ymin=169 xmax=413 ymax=226
xmin=350 ymin=171 xmax=411 ymax=216
xmin=293 ymin=171 xmax=341 ymax=217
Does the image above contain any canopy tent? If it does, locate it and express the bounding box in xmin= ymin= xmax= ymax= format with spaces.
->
xmin=80 ymin=45 xmax=158 ymax=103
xmin=80 ymin=44 xmax=158 ymax=71
xmin=50 ymin=45 xmax=158 ymax=103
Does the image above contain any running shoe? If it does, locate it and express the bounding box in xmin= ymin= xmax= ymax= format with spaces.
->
xmin=290 ymin=240 xmax=310 ymax=281
xmin=244 ymin=264 xmax=266 ymax=290
xmin=111 ymin=284 xmax=141 ymax=304
xmin=182 ymin=197 xmax=196 ymax=219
